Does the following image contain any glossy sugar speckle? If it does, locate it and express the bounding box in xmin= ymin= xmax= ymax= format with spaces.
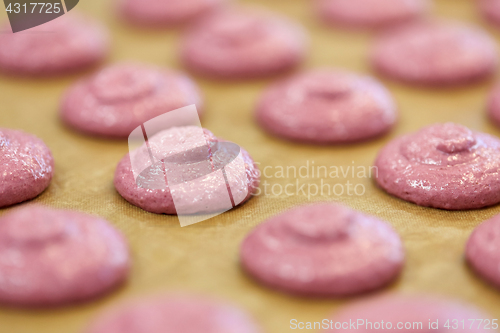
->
xmin=114 ymin=127 xmax=260 ymax=215
xmin=0 ymin=128 xmax=54 ymax=208
xmin=375 ymin=123 xmax=500 ymax=210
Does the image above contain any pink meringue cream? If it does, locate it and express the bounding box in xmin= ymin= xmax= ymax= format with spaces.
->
xmin=478 ymin=0 xmax=500 ymax=26
xmin=371 ymin=20 xmax=497 ymax=86
xmin=0 ymin=128 xmax=54 ymax=208
xmin=114 ymin=126 xmax=259 ymax=214
xmin=0 ymin=205 xmax=130 ymax=307
xmin=61 ymin=63 xmax=203 ymax=138
xmin=375 ymin=123 xmax=500 ymax=210
xmin=0 ymin=14 xmax=108 ymax=75
xmin=240 ymin=203 xmax=404 ymax=296
xmin=118 ymin=0 xmax=226 ymax=27
xmin=466 ymin=213 xmax=500 ymax=289
xmin=256 ymin=69 xmax=397 ymax=143
xmin=181 ymin=8 xmax=307 ymax=78
xmin=85 ymin=295 xmax=262 ymax=333
xmin=315 ymin=0 xmax=429 ymax=29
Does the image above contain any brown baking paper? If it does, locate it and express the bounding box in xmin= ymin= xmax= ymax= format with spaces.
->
xmin=1 ymin=0 xmax=500 ymax=332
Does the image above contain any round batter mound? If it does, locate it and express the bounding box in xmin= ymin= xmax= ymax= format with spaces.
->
xmin=375 ymin=123 xmax=500 ymax=210
xmin=61 ymin=63 xmax=203 ymax=138
xmin=240 ymin=203 xmax=404 ymax=296
xmin=487 ymin=84 xmax=500 ymax=128
xmin=118 ymin=0 xmax=226 ymax=27
xmin=0 ymin=205 xmax=130 ymax=307
xmin=0 ymin=128 xmax=54 ymax=208
xmin=114 ymin=126 xmax=260 ymax=214
xmin=84 ymin=295 xmax=262 ymax=333
xmin=315 ymin=0 xmax=429 ymax=29
xmin=478 ymin=0 xmax=500 ymax=26
xmin=371 ymin=20 xmax=497 ymax=86
xmin=181 ymin=8 xmax=307 ymax=78
xmin=0 ymin=14 xmax=108 ymax=76
xmin=256 ymin=69 xmax=397 ymax=144
xmin=323 ymin=295 xmax=491 ymax=332
xmin=466 ymin=214 xmax=500 ymax=289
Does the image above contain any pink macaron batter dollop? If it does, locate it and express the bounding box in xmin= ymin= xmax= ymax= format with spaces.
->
xmin=478 ymin=0 xmax=500 ymax=26
xmin=371 ymin=20 xmax=497 ymax=86
xmin=61 ymin=63 xmax=203 ymax=138
xmin=117 ymin=0 xmax=227 ymax=26
xmin=322 ymin=295 xmax=492 ymax=332
xmin=466 ymin=213 xmax=500 ymax=289
xmin=256 ymin=69 xmax=397 ymax=144
xmin=240 ymin=203 xmax=404 ymax=296
xmin=375 ymin=123 xmax=500 ymax=210
xmin=0 ymin=205 xmax=130 ymax=307
xmin=84 ymin=295 xmax=262 ymax=333
xmin=0 ymin=14 xmax=108 ymax=75
xmin=315 ymin=0 xmax=429 ymax=29
xmin=0 ymin=128 xmax=54 ymax=208
xmin=181 ymin=7 xmax=307 ymax=78
xmin=114 ymin=126 xmax=260 ymax=215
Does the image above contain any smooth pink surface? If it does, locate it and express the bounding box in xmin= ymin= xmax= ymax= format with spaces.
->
xmin=466 ymin=214 xmax=500 ymax=289
xmin=240 ymin=203 xmax=404 ymax=296
xmin=256 ymin=69 xmax=397 ymax=144
xmin=114 ymin=127 xmax=260 ymax=214
xmin=478 ymin=0 xmax=500 ymax=26
xmin=118 ymin=0 xmax=226 ymax=26
xmin=487 ymin=84 xmax=500 ymax=128
xmin=85 ymin=295 xmax=262 ymax=333
xmin=371 ymin=20 xmax=497 ymax=86
xmin=0 ymin=128 xmax=54 ymax=208
xmin=316 ymin=0 xmax=429 ymax=29
xmin=181 ymin=8 xmax=307 ymax=78
xmin=61 ymin=63 xmax=203 ymax=138
xmin=0 ymin=205 xmax=130 ymax=307
xmin=375 ymin=123 xmax=500 ymax=210
xmin=0 ymin=14 xmax=108 ymax=76
xmin=323 ymin=295 xmax=491 ymax=332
